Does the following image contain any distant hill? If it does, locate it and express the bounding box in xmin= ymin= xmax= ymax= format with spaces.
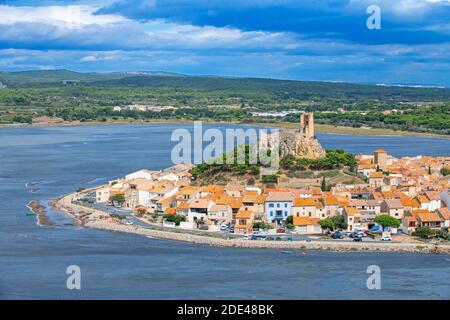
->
xmin=91 ymin=75 xmax=450 ymax=101
xmin=0 ymin=69 xmax=182 ymax=86
xmin=1 ymin=69 xmax=450 ymax=101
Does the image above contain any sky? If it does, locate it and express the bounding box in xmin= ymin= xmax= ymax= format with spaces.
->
xmin=0 ymin=0 xmax=449 ymax=86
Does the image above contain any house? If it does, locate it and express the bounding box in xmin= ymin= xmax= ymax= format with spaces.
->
xmin=188 ymin=198 xmax=215 ymax=223
xmin=242 ymin=192 xmax=265 ymax=219
xmin=138 ymin=183 xmax=177 ymax=208
xmin=374 ymin=149 xmax=388 ymax=169
xmin=401 ymin=214 xmax=418 ymax=234
xmin=357 ymin=163 xmax=377 ymax=177
xmin=208 ymin=204 xmax=232 ymax=224
xmin=424 ymin=191 xmax=442 ymax=211
xmin=381 ymin=199 xmax=405 ymax=219
xmin=125 ymin=169 xmax=158 ymax=181
xmin=175 ymin=202 xmax=189 ymax=216
xmin=293 ymin=217 xmax=321 ymax=234
xmin=225 ymin=184 xmax=244 ymax=197
xmin=265 ymin=192 xmax=294 ymax=225
xmin=322 ymin=195 xmax=339 ymax=217
xmin=416 ymin=211 xmax=443 ymax=230
xmin=292 ymin=198 xmax=317 ymax=218
xmin=415 ymin=195 xmax=433 ymax=211
xmin=436 ymin=208 xmax=450 ymax=231
xmin=369 ymin=171 xmax=385 ymax=187
xmin=400 ymin=198 xmax=420 ymax=214
xmin=343 ymin=206 xmax=361 ymax=232
xmin=175 ymin=186 xmax=200 ymax=205
xmin=96 ymin=186 xmax=111 ymax=203
xmin=235 ymin=208 xmax=254 ymax=234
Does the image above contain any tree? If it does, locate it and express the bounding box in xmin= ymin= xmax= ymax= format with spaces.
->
xmin=441 ymin=167 xmax=450 ymax=176
xmin=374 ymin=214 xmax=400 ymax=229
xmin=318 ymin=218 xmax=335 ymax=232
xmin=321 ymin=177 xmax=328 ymax=192
xmin=110 ymin=194 xmax=125 ymax=205
xmin=163 ymin=214 xmax=186 ymax=226
xmin=412 ymin=227 xmax=434 ymax=239
xmin=331 ymin=214 xmax=348 ymax=230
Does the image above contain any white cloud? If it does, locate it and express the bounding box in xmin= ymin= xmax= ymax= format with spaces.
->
xmin=80 ymin=55 xmax=97 ymax=62
xmin=0 ymin=5 xmax=127 ymax=29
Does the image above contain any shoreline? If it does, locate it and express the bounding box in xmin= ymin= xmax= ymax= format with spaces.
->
xmin=1 ymin=119 xmax=449 ymax=139
xmin=47 ymin=193 xmax=450 ymax=255
xmin=27 ymin=200 xmax=55 ymax=226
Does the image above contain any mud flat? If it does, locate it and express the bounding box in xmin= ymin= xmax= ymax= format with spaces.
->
xmin=27 ymin=200 xmax=54 ymax=226
xmin=51 ymin=193 xmax=450 ymax=254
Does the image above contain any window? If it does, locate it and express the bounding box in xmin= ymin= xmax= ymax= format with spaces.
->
xmin=284 ymin=203 xmax=287 ymax=208
xmin=284 ymin=211 xmax=288 ymax=216
xmin=276 ymin=203 xmax=280 ymax=208
xmin=270 ymin=211 xmax=273 ymax=216
xmin=269 ymin=203 xmax=274 ymax=208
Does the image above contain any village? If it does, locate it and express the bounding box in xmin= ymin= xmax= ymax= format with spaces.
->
xmin=79 ymin=145 xmax=450 ymax=244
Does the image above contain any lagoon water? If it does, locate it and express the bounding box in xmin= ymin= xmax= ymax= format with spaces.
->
xmin=0 ymin=124 xmax=449 ymax=299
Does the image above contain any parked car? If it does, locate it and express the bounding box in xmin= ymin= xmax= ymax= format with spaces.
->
xmin=275 ymin=237 xmax=282 ymax=241
xmin=250 ymin=236 xmax=259 ymax=240
xmin=198 ymin=224 xmax=209 ymax=231
xmin=381 ymin=234 xmax=392 ymax=241
xmin=241 ymin=235 xmax=250 ymax=240
xmin=266 ymin=236 xmax=275 ymax=241
xmin=353 ymin=235 xmax=363 ymax=242
xmin=332 ymin=231 xmax=344 ymax=239
xmin=220 ymin=224 xmax=229 ymax=231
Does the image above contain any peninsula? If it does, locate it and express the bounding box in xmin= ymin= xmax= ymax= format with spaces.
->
xmin=42 ymin=114 xmax=450 ymax=254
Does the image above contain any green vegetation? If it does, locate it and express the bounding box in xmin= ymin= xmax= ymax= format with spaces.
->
xmin=0 ymin=70 xmax=449 ymax=135
xmin=318 ymin=215 xmax=348 ymax=231
xmin=374 ymin=215 xmax=401 ymax=229
xmin=303 ymin=105 xmax=450 ymax=135
xmin=441 ymin=167 xmax=450 ymax=176
xmin=190 ymin=145 xmax=269 ymax=180
xmin=253 ymin=221 xmax=272 ymax=230
xmin=110 ymin=194 xmax=125 ymax=205
xmin=281 ymin=149 xmax=357 ymax=172
xmin=163 ymin=214 xmax=186 ymax=226
xmin=318 ymin=218 xmax=335 ymax=231
xmin=412 ymin=227 xmax=449 ymax=240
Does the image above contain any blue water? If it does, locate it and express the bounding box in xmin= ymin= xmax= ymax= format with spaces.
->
xmin=0 ymin=124 xmax=449 ymax=300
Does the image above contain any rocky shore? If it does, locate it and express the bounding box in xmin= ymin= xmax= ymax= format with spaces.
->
xmin=27 ymin=200 xmax=55 ymax=226
xmin=51 ymin=193 xmax=450 ymax=254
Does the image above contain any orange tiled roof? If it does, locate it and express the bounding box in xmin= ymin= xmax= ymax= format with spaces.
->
xmin=293 ymin=216 xmax=319 ymax=226
xmin=370 ymin=172 xmax=384 ymax=179
xmin=293 ymin=197 xmax=316 ymax=207
xmin=164 ymin=207 xmax=176 ymax=215
xmin=236 ymin=208 xmax=253 ymax=219
xmin=417 ymin=212 xmax=443 ymax=223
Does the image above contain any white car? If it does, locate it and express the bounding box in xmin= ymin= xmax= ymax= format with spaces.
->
xmin=381 ymin=234 xmax=392 ymax=241
xmin=220 ymin=224 xmax=229 ymax=231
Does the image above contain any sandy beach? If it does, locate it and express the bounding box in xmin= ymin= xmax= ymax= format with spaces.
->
xmin=47 ymin=193 xmax=450 ymax=254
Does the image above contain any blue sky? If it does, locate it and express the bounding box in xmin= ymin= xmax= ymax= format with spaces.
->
xmin=0 ymin=0 xmax=449 ymax=86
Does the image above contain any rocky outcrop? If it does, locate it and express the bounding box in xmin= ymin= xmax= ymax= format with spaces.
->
xmin=279 ymin=129 xmax=326 ymax=159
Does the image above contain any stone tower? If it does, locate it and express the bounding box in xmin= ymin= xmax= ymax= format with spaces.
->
xmin=300 ymin=112 xmax=315 ymax=138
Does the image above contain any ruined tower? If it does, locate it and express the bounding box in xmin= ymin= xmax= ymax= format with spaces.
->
xmin=300 ymin=112 xmax=315 ymax=138
xmin=260 ymin=112 xmax=325 ymax=160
